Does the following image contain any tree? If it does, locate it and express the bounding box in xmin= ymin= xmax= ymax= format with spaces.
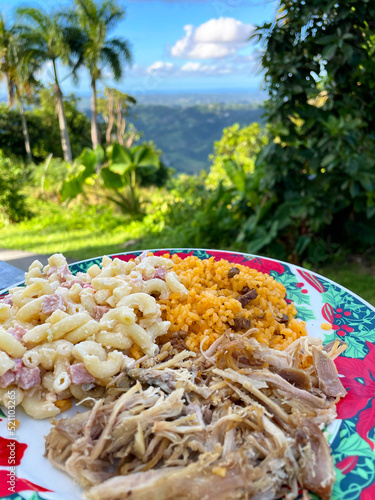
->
xmin=97 ymin=87 xmax=136 ymax=145
xmin=1 ymin=16 xmax=33 ymax=161
xmin=70 ymin=0 xmax=132 ymax=150
xmin=206 ymin=123 xmax=267 ymax=189
xmin=0 ymin=90 xmax=91 ymax=162
xmin=17 ymin=8 xmax=73 ymax=162
xmin=250 ymin=0 xmax=375 ymax=260
xmin=0 ymin=15 xmax=15 ymax=107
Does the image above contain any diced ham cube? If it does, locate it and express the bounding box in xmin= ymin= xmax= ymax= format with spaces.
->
xmin=8 ymin=325 xmax=27 ymax=342
xmin=0 ymin=370 xmax=16 ymax=388
xmin=69 ymin=363 xmax=96 ymax=385
xmin=17 ymin=366 xmax=41 ymax=390
xmin=57 ymin=265 xmax=72 ymax=282
xmin=93 ymin=305 xmax=110 ymax=321
xmin=47 ymin=265 xmax=57 ymax=277
xmin=0 ymin=295 xmax=13 ymax=306
xmin=42 ymin=294 xmax=66 ymax=315
xmin=61 ymin=278 xmax=87 ymax=289
xmin=13 ymin=359 xmax=23 ymax=375
xmin=154 ymin=267 xmax=167 ymax=280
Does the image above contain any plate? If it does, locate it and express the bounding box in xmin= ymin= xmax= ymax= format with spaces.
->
xmin=1 ymin=249 xmax=375 ymax=500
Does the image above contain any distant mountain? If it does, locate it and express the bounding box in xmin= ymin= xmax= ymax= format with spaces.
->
xmin=127 ymin=104 xmax=264 ymax=174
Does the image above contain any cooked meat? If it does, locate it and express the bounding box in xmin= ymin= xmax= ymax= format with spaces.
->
xmin=7 ymin=324 xmax=27 ymax=342
xmin=17 ymin=366 xmax=41 ymax=390
xmin=237 ymin=289 xmax=258 ymax=307
xmin=233 ymin=317 xmax=251 ymax=331
xmin=275 ymin=313 xmax=289 ymax=324
xmin=312 ymin=346 xmax=346 ymax=398
xmin=275 ymin=367 xmax=312 ymax=391
xmin=240 ymin=286 xmax=250 ymax=294
xmin=42 ymin=294 xmax=66 ymax=315
xmin=170 ymin=337 xmax=188 ymax=351
xmin=69 ymin=363 xmax=96 ymax=385
xmin=296 ymin=419 xmax=335 ymax=500
xmin=127 ymin=368 xmax=177 ymax=393
xmin=45 ymin=333 xmax=346 ymax=500
xmin=93 ymin=305 xmax=110 ymax=321
xmin=227 ymin=267 xmax=240 ymax=278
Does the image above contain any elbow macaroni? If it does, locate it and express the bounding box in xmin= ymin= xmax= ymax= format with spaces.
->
xmin=0 ymin=251 xmax=188 ymax=419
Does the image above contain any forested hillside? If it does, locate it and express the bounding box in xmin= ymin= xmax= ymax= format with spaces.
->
xmin=128 ymin=104 xmax=264 ymax=173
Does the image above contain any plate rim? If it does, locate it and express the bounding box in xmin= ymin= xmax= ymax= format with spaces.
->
xmin=2 ymin=247 xmax=372 ymax=311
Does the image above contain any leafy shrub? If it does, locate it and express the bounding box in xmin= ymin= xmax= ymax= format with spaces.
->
xmin=0 ymin=90 xmax=92 ymax=162
xmin=206 ymin=123 xmax=267 ymax=189
xmin=0 ymin=151 xmax=31 ymax=223
xmin=240 ymin=0 xmax=375 ymax=262
xmin=30 ymin=157 xmax=69 ymax=195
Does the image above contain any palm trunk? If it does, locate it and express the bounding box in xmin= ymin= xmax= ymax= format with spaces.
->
xmin=53 ymin=60 xmax=72 ymax=163
xmin=106 ymin=91 xmax=114 ymax=144
xmin=6 ymin=74 xmax=15 ymax=108
xmin=91 ymin=77 xmax=100 ymax=149
xmin=16 ymin=87 xmax=32 ymax=162
xmin=116 ymin=101 xmax=123 ymax=145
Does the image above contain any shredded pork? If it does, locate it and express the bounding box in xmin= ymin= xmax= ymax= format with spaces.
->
xmin=45 ymin=332 xmax=346 ymax=500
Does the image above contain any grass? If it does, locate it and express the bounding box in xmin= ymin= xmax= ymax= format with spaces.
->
xmin=316 ymin=262 xmax=375 ymax=307
xmin=1 ymin=198 xmax=374 ymax=306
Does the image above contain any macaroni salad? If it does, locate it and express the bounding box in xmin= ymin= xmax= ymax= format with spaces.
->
xmin=0 ymin=252 xmax=188 ymax=419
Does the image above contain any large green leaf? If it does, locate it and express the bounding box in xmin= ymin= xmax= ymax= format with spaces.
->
xmin=110 ymin=143 xmax=133 ymax=175
xmin=223 ymin=159 xmax=246 ymax=193
xmin=131 ymin=145 xmax=160 ymax=169
xmin=100 ymin=166 xmax=126 ymax=189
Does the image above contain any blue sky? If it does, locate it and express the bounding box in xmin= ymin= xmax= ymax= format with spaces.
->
xmin=0 ymin=0 xmax=278 ymax=96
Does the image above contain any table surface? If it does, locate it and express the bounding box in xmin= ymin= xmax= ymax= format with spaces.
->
xmin=0 ymin=260 xmax=25 ymax=292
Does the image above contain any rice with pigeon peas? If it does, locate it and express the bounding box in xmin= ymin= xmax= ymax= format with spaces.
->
xmin=158 ymin=254 xmax=307 ymax=352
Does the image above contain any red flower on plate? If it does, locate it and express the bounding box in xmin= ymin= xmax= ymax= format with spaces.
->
xmin=208 ymin=251 xmax=247 ymax=265
xmin=335 ymin=342 xmax=375 ymax=448
xmin=360 ymin=482 xmax=375 ymax=500
xmin=245 ymin=257 xmax=285 ymax=275
xmin=0 ymin=470 xmax=52 ymax=496
xmin=336 ymin=455 xmax=359 ymax=475
xmin=110 ymin=253 xmax=138 ymax=262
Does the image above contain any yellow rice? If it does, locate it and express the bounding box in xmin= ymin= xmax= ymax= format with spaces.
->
xmin=158 ymin=254 xmax=307 ymax=351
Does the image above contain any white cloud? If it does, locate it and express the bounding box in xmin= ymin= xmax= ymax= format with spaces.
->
xmin=148 ymin=61 xmax=174 ymax=73
xmin=136 ymin=57 xmax=255 ymax=78
xmin=181 ymin=62 xmax=216 ymax=73
xmin=171 ymin=18 xmax=253 ymax=59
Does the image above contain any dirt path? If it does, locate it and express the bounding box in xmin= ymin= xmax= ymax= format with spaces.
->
xmin=0 ymin=249 xmax=74 ymax=272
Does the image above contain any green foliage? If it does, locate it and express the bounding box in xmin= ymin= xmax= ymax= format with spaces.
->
xmin=206 ymin=123 xmax=267 ymax=188
xmin=31 ymin=89 xmax=92 ymax=159
xmin=60 ymin=142 xmax=168 ymax=216
xmin=0 ymin=91 xmax=91 ymax=161
xmin=0 ymin=151 xmax=30 ymax=223
xmin=245 ymin=0 xmax=375 ymax=262
xmin=60 ymin=146 xmax=104 ymax=201
xmin=30 ymin=156 xmax=69 ymax=194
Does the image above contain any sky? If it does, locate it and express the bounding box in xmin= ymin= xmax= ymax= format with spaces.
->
xmin=0 ymin=0 xmax=278 ymax=98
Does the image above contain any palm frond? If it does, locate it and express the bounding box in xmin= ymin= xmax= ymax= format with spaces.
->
xmin=106 ymin=37 xmax=133 ymax=66
xmin=101 ymin=46 xmax=122 ymax=80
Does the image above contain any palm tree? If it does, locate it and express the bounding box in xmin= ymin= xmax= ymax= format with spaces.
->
xmin=70 ymin=0 xmax=132 ymax=150
xmin=0 ymin=15 xmax=37 ymax=161
xmin=0 ymin=15 xmax=15 ymax=107
xmin=17 ymin=8 xmax=73 ymax=162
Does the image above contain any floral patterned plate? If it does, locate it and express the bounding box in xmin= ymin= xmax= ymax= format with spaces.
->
xmin=1 ymin=249 xmax=375 ymax=500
